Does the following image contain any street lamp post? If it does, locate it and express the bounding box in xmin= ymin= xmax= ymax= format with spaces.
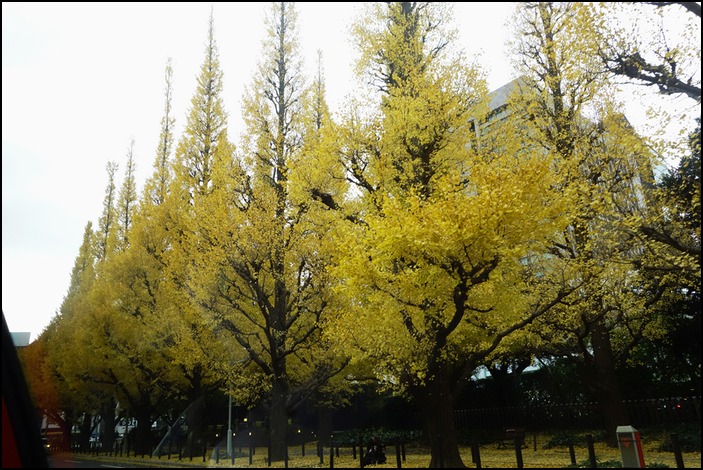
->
xmin=227 ymin=390 xmax=233 ymax=457
xmin=226 ymin=355 xmax=246 ymax=458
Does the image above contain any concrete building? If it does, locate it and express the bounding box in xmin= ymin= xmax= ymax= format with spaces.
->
xmin=10 ymin=331 xmax=31 ymax=347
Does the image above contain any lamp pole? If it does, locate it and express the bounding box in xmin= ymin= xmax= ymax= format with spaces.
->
xmin=227 ymin=389 xmax=233 ymax=457
xmin=226 ymin=355 xmax=246 ymax=458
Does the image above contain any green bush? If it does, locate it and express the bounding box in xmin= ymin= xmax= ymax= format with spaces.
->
xmin=565 ymin=457 xmax=622 ymax=468
xmin=565 ymin=458 xmax=670 ymax=468
xmin=543 ymin=430 xmax=607 ymax=449
xmin=332 ymin=428 xmax=422 ymax=447
xmin=544 ymin=431 xmax=584 ymax=448
xmin=657 ymin=424 xmax=701 ymax=453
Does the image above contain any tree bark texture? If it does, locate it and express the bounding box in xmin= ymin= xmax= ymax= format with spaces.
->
xmin=420 ymin=370 xmax=467 ymax=468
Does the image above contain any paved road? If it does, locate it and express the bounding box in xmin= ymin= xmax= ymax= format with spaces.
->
xmin=48 ymin=453 xmax=207 ymax=468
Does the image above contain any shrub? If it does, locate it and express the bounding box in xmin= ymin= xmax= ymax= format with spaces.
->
xmin=543 ymin=430 xmax=607 ymax=449
xmin=565 ymin=457 xmax=622 ymax=468
xmin=657 ymin=424 xmax=701 ymax=453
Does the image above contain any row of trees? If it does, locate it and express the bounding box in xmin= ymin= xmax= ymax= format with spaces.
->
xmin=19 ymin=3 xmax=699 ymax=468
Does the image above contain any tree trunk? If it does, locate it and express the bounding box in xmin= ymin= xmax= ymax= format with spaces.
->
xmin=59 ymin=416 xmax=73 ymax=451
xmin=317 ymin=406 xmax=333 ymax=446
xmin=79 ymin=414 xmax=92 ymax=451
xmin=269 ymin=378 xmax=289 ymax=462
xmin=134 ymin=407 xmax=153 ymax=456
xmin=101 ymin=399 xmax=117 ymax=451
xmin=180 ymin=396 xmax=206 ymax=458
xmin=590 ymin=318 xmax=629 ymax=447
xmin=420 ymin=371 xmax=466 ymax=468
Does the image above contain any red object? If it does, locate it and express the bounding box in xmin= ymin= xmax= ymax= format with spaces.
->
xmin=2 ymin=395 xmax=22 ymax=468
xmin=2 ymin=310 xmax=49 ymax=468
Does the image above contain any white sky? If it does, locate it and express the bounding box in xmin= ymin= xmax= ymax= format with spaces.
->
xmin=2 ymin=2 xmax=698 ymax=341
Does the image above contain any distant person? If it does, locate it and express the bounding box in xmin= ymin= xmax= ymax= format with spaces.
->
xmin=362 ymin=435 xmax=386 ymax=466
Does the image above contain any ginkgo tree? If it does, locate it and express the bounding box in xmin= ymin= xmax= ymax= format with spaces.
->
xmin=41 ymin=222 xmax=98 ymax=451
xmin=596 ymin=1 xmax=700 ymax=403
xmin=45 ymin=54 xmax=198 ymax=453
xmin=53 ymin=140 xmax=180 ymax=454
xmin=596 ymin=1 xmax=700 ymax=281
xmin=316 ymin=3 xmax=576 ymax=468
xmin=504 ymin=1 xmax=679 ymax=447
xmin=185 ymin=2 xmax=355 ymax=462
xmin=45 ymin=162 xmax=127 ymax=451
xmin=44 ymin=153 xmax=158 ymax=453
xmin=92 ymin=52 xmax=230 ymax=454
xmin=155 ymin=10 xmax=238 ymax=449
xmin=598 ymin=1 xmax=701 ymax=102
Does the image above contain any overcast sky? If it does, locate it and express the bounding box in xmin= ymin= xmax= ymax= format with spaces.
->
xmin=2 ymin=2 xmax=698 ymax=342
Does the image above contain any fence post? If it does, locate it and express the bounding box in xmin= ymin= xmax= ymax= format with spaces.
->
xmin=249 ymin=433 xmax=253 ymax=465
xmin=670 ymin=433 xmax=685 ymax=468
xmin=360 ymin=439 xmax=365 ymax=468
xmin=395 ymin=439 xmax=402 ymax=468
xmin=533 ymin=432 xmax=537 ymax=451
xmin=471 ymin=440 xmax=482 ymax=469
xmin=329 ymin=441 xmax=334 ymax=469
xmin=513 ymin=435 xmax=524 ymax=468
xmin=568 ymin=439 xmax=576 ymax=465
xmin=586 ymin=434 xmax=597 ymax=468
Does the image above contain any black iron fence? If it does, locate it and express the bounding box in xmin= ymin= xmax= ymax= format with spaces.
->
xmin=453 ymin=396 xmax=701 ymax=432
xmin=61 ymin=396 xmax=700 ymax=464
